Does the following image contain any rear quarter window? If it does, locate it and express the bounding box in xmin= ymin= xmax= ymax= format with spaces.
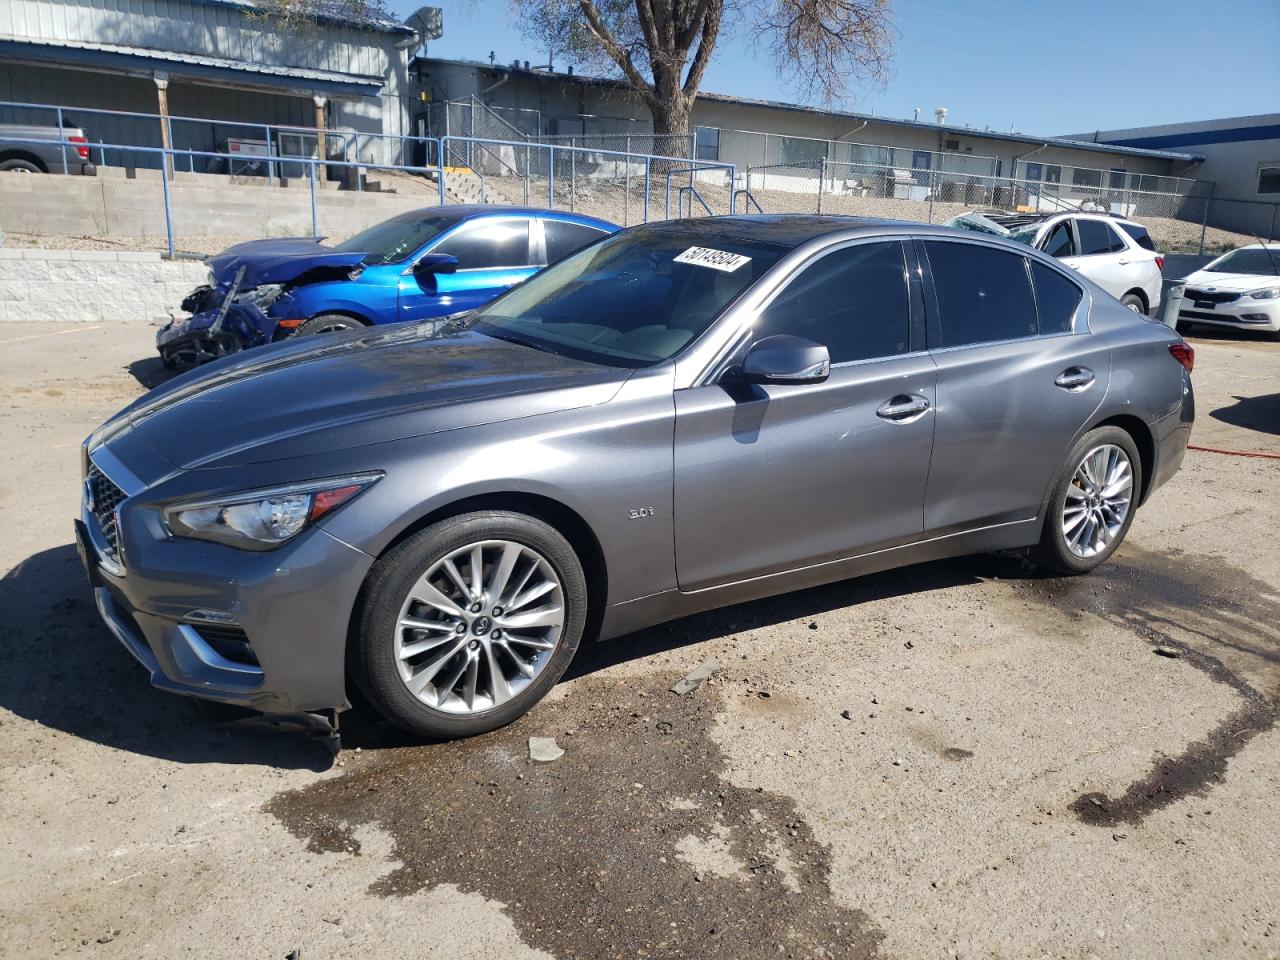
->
xmin=1118 ymin=222 xmax=1156 ymax=251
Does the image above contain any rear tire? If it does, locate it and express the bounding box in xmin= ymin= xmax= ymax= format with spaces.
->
xmin=1120 ymin=293 xmax=1146 ymax=314
xmin=296 ymin=314 xmax=363 ymax=336
xmin=1032 ymin=426 xmax=1143 ymax=576
xmin=353 ymin=511 xmax=587 ymax=740
xmin=0 ymin=158 xmax=42 ymax=173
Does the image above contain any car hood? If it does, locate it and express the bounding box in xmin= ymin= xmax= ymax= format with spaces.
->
xmin=1180 ymin=270 xmax=1277 ymax=293
xmin=207 ymin=237 xmax=367 ymax=289
xmin=92 ymin=324 xmax=632 ymax=472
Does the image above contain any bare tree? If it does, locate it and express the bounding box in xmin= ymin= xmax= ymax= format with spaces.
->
xmin=515 ymin=0 xmax=893 ymax=151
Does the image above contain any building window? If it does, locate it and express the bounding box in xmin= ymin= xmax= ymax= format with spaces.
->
xmin=1043 ymin=165 xmax=1063 ymax=184
xmin=1071 ymin=167 xmax=1103 ymax=188
xmin=1259 ymin=166 xmax=1280 ymax=195
xmin=849 ymin=143 xmax=892 ymax=167
xmin=778 ymin=136 xmax=828 ymax=166
xmin=694 ymin=126 xmax=720 ymax=162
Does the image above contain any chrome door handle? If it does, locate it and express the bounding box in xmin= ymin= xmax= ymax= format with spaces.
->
xmin=877 ymin=394 xmax=931 ymax=421
xmin=1054 ymin=366 xmax=1095 ymax=391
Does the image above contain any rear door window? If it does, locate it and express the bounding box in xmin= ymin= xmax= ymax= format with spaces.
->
xmin=543 ymin=220 xmax=610 ymax=264
xmin=432 ymin=219 xmax=532 ymax=270
xmin=754 ymin=241 xmax=911 ymax=363
xmin=1030 ymin=261 xmax=1083 ymax=335
xmin=924 ymin=241 xmax=1038 ymax=347
xmin=1042 ymin=221 xmax=1076 ymax=257
xmin=1077 ymin=219 xmax=1127 ymax=256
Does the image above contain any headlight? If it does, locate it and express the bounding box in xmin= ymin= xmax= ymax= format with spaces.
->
xmin=236 ymin=283 xmax=285 ymax=310
xmin=163 ymin=473 xmax=381 ymax=550
xmin=1247 ymin=287 xmax=1280 ymax=300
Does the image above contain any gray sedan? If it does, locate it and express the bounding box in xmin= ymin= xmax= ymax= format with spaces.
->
xmin=77 ymin=216 xmax=1195 ymax=739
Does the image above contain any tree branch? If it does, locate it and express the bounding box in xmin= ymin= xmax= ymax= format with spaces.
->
xmin=578 ymin=0 xmax=657 ymax=102
xmin=681 ymin=0 xmax=721 ymax=95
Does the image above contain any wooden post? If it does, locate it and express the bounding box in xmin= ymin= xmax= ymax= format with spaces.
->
xmin=154 ymin=73 xmax=173 ymax=178
xmin=313 ymin=95 xmax=328 ymax=182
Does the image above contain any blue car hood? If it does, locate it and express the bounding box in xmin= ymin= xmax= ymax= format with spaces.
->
xmin=92 ymin=323 xmax=631 ymax=473
xmin=207 ymin=238 xmax=367 ymax=289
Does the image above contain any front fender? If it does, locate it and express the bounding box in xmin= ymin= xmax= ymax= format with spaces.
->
xmin=271 ymin=280 xmax=394 ymax=326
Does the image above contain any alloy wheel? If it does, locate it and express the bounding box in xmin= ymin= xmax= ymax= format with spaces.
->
xmin=393 ymin=539 xmax=565 ymax=715
xmin=1062 ymin=443 xmax=1133 ymax=559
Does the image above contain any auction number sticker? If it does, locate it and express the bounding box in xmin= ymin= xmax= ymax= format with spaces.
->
xmin=673 ymin=246 xmax=752 ymax=272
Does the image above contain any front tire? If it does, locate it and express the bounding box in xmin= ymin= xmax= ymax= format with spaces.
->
xmin=354 ymin=511 xmax=587 ymax=739
xmin=1032 ymin=426 xmax=1142 ymax=575
xmin=296 ymin=314 xmax=363 ymax=336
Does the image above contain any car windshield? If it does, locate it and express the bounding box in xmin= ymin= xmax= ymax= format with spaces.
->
xmin=1006 ymin=225 xmax=1039 ymax=247
xmin=468 ymin=226 xmax=786 ymax=368
xmin=333 ymin=212 xmax=457 ymax=265
xmin=1204 ymin=248 xmax=1280 ymax=276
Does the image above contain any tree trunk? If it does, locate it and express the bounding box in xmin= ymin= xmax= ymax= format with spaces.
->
xmin=649 ymin=92 xmax=691 ymax=159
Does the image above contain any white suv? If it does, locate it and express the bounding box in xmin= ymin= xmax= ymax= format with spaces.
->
xmin=956 ymin=212 xmax=1165 ymax=314
xmin=1005 ymin=214 xmax=1164 ymax=314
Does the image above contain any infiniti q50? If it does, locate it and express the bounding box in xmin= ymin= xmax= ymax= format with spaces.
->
xmin=77 ymin=216 xmax=1194 ymax=738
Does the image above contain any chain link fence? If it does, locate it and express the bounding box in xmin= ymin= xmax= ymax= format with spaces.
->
xmin=738 ymin=159 xmax=1237 ymax=253
xmin=438 ymin=136 xmax=734 ymax=226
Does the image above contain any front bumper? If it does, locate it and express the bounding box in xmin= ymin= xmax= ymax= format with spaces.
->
xmin=1178 ymin=296 xmax=1280 ymax=333
xmin=78 ymin=451 xmax=375 ymax=713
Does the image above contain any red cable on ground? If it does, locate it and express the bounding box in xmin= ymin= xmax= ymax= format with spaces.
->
xmin=1187 ymin=444 xmax=1280 ymax=460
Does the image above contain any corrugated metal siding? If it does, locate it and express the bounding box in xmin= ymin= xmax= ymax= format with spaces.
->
xmin=3 ymin=0 xmax=394 ymax=78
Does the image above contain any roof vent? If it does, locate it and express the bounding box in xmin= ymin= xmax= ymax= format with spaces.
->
xmin=934 ymin=106 xmax=948 ymax=125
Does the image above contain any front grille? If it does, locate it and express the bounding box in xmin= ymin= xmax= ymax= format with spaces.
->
xmin=87 ymin=464 xmax=127 ymax=563
xmin=1184 ymin=288 xmax=1240 ymax=305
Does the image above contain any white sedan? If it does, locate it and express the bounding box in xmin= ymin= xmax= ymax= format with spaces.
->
xmin=1178 ymin=245 xmax=1280 ymax=338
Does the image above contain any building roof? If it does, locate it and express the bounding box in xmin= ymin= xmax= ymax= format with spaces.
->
xmin=1065 ymin=113 xmax=1280 ymax=151
xmin=191 ymin=0 xmax=414 ymax=35
xmin=1 ymin=37 xmax=385 ymax=96
xmin=417 ymin=56 xmax=1203 ymax=164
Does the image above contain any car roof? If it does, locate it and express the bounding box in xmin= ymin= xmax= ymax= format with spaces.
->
xmin=625 ymin=214 xmax=928 ymax=248
xmin=417 ymin=205 xmax=617 ymax=230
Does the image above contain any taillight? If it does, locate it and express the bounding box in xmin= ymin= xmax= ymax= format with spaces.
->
xmin=1155 ymin=256 xmax=1164 ymax=271
xmin=1169 ymin=342 xmax=1194 ymax=373
xmin=69 ymin=135 xmax=89 ymax=160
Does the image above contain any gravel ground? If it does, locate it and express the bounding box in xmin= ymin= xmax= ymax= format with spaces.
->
xmin=0 ymin=322 xmax=1277 ymax=959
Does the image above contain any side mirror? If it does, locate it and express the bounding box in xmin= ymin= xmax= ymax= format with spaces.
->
xmin=739 ymin=334 xmax=830 ymax=385
xmin=414 ymin=254 xmax=459 ymax=275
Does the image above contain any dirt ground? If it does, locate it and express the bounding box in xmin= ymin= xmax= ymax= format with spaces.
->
xmin=0 ymin=321 xmax=1277 ymax=960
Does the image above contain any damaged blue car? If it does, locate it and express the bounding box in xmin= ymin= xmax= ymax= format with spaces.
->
xmin=156 ymin=206 xmax=617 ymax=369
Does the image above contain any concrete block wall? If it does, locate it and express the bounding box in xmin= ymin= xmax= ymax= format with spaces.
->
xmin=0 ymin=172 xmax=436 ymax=243
xmin=0 ymin=249 xmax=207 ymax=322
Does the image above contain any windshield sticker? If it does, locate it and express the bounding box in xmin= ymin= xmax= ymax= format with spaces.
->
xmin=673 ymin=246 xmax=752 ymax=273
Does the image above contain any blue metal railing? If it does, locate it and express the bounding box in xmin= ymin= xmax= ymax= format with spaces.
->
xmin=0 ymin=133 xmax=740 ymax=257
xmin=0 ymin=99 xmax=440 ymax=190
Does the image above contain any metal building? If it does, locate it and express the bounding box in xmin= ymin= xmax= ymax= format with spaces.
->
xmin=0 ymin=0 xmax=422 ymax=168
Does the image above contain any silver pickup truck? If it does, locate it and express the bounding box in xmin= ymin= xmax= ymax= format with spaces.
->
xmin=0 ymin=119 xmax=96 ymax=175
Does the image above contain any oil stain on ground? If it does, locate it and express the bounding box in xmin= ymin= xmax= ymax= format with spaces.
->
xmin=1014 ymin=544 xmax=1280 ymax=827
xmin=269 ymin=676 xmax=883 ymax=960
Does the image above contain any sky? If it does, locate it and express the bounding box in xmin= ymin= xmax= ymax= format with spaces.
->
xmin=395 ymin=0 xmax=1280 ymax=136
